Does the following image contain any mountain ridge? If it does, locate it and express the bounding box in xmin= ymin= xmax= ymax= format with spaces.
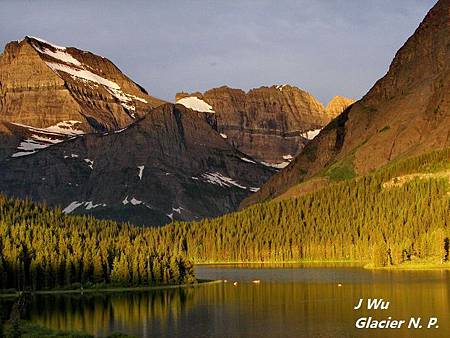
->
xmin=0 ymin=103 xmax=274 ymax=226
xmin=176 ymin=85 xmax=353 ymax=166
xmin=242 ymin=0 xmax=450 ymax=207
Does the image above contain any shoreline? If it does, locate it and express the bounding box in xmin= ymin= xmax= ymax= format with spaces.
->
xmin=0 ymin=279 xmax=222 ymax=298
xmin=3 ymin=260 xmax=449 ymax=298
xmin=364 ymin=262 xmax=450 ymax=271
xmin=195 ymin=260 xmax=450 ymax=271
xmin=195 ymin=260 xmax=365 ymax=265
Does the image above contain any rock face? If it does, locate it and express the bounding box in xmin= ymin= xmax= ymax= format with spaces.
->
xmin=325 ymin=96 xmax=355 ymax=116
xmin=243 ymin=0 xmax=450 ymax=207
xmin=0 ymin=37 xmax=274 ymax=226
xmin=0 ymin=36 xmax=163 ymax=133
xmin=176 ymin=85 xmax=348 ymax=167
xmin=0 ymin=103 xmax=274 ymax=226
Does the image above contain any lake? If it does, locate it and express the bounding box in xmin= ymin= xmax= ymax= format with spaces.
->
xmin=20 ymin=264 xmax=450 ymax=337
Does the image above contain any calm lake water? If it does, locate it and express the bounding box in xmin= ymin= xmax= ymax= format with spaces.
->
xmin=20 ymin=264 xmax=450 ymax=337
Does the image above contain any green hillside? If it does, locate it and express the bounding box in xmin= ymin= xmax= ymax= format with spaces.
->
xmin=165 ymin=148 xmax=450 ymax=266
xmin=0 ymin=149 xmax=449 ymax=293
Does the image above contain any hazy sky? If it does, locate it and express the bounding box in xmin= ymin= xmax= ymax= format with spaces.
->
xmin=0 ymin=0 xmax=436 ymax=104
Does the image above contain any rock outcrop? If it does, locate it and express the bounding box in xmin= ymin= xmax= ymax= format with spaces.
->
xmin=176 ymin=85 xmax=349 ymax=167
xmin=0 ymin=36 xmax=163 ymax=133
xmin=0 ymin=103 xmax=274 ymax=226
xmin=242 ymin=0 xmax=450 ymax=207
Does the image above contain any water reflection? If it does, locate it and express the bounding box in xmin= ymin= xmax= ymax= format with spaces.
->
xmin=29 ymin=288 xmax=196 ymax=337
xmin=22 ymin=265 xmax=450 ymax=337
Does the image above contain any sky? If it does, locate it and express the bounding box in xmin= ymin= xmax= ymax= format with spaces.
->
xmin=0 ymin=0 xmax=437 ymax=105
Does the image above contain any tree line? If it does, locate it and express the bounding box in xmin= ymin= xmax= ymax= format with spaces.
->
xmin=0 ymin=198 xmax=195 ymax=291
xmin=164 ymin=148 xmax=450 ymax=266
xmin=0 ymin=148 xmax=449 ymax=291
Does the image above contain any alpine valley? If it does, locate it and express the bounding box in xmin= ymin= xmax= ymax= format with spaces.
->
xmin=0 ymin=1 xmax=450 ymax=337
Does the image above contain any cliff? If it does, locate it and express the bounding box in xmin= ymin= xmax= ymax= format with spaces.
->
xmin=176 ymin=85 xmax=350 ymax=166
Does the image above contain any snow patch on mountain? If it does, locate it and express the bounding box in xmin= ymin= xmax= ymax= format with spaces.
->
xmin=260 ymin=161 xmax=290 ymax=169
xmin=201 ymin=172 xmax=247 ymax=189
xmin=176 ymin=96 xmax=215 ymax=113
xmin=137 ymin=165 xmax=145 ymax=180
xmin=47 ymin=62 xmax=118 ymax=88
xmin=259 ymin=153 xmax=294 ymax=169
xmin=11 ymin=139 xmax=49 ymax=157
xmin=27 ymin=36 xmax=66 ymax=50
xmin=172 ymin=207 xmax=183 ymax=214
xmin=64 ymin=154 xmax=79 ymax=159
xmin=130 ymin=197 xmax=142 ymax=205
xmin=240 ymin=157 xmax=257 ymax=164
xmin=12 ymin=121 xmax=84 ymax=136
xmin=122 ymin=196 xmax=143 ymax=206
xmin=301 ymin=128 xmax=321 ymax=140
xmin=45 ymin=62 xmax=147 ymax=113
xmin=62 ymin=201 xmax=83 ymax=214
xmin=85 ymin=201 xmax=102 ymax=210
xmin=84 ymin=158 xmax=94 ymax=169
xmin=31 ymin=40 xmax=81 ymax=66
xmin=62 ymin=200 xmax=105 ymax=214
xmin=10 ymin=121 xmax=85 ymax=157
xmin=114 ymin=128 xmax=127 ymax=134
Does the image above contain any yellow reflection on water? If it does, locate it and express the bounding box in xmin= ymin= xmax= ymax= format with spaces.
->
xmin=29 ymin=268 xmax=450 ymax=338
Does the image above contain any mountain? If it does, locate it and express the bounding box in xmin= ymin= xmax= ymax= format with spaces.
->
xmin=242 ymin=0 xmax=450 ymax=207
xmin=0 ymin=103 xmax=273 ymax=226
xmin=176 ymin=85 xmax=350 ymax=167
xmin=0 ymin=36 xmax=167 ymax=161
xmin=0 ymin=36 xmax=163 ymax=134
xmin=325 ymin=96 xmax=355 ymax=116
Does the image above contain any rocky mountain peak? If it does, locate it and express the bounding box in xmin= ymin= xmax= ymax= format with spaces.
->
xmin=0 ymin=36 xmax=163 ymax=134
xmin=364 ymin=0 xmax=449 ymax=105
xmin=325 ymin=96 xmax=355 ymax=117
